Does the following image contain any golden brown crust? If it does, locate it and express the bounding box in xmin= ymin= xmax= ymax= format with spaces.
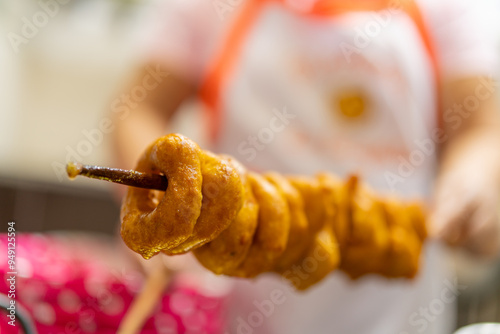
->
xmin=282 ymin=225 xmax=340 ymax=291
xmin=228 ymin=173 xmax=290 ymax=278
xmin=193 ymin=158 xmax=258 ymax=274
xmin=407 ymin=201 xmax=428 ymax=241
xmin=340 ymin=177 xmax=390 ymax=278
xmin=167 ymin=152 xmax=244 ymax=254
xmin=266 ymin=172 xmax=310 ymax=272
xmin=120 ymin=134 xmax=203 ymax=259
xmin=288 ymin=176 xmax=326 ymax=234
xmin=120 ymin=134 xmax=428 ymax=290
xmin=380 ymin=200 xmax=423 ymax=278
xmin=316 ymin=173 xmax=347 ymax=248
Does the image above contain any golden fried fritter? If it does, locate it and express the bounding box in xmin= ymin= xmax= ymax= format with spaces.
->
xmin=120 ymin=134 xmax=428 ymax=290
xmin=228 ymin=173 xmax=290 ymax=278
xmin=340 ymin=179 xmax=390 ymax=279
xmin=167 ymin=152 xmax=244 ymax=254
xmin=266 ymin=172 xmax=309 ymax=272
xmin=121 ymin=134 xmax=203 ymax=259
xmin=317 ymin=173 xmax=347 ymax=249
xmin=194 ymin=158 xmax=258 ymax=274
xmin=283 ymin=225 xmax=340 ymax=291
xmin=406 ymin=202 xmax=428 ymax=241
xmin=288 ymin=176 xmax=326 ymax=234
xmin=380 ymin=200 xmax=422 ymax=278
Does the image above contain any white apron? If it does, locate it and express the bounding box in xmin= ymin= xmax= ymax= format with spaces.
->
xmin=199 ymin=1 xmax=454 ymax=333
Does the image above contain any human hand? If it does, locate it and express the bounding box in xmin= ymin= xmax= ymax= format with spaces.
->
xmin=430 ymin=158 xmax=500 ymax=258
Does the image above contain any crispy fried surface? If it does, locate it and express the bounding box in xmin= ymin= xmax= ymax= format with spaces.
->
xmin=194 ymin=157 xmax=258 ymax=274
xmin=228 ymin=173 xmax=290 ymax=278
xmin=339 ymin=177 xmax=391 ymax=279
xmin=266 ymin=172 xmax=309 ymax=272
xmin=380 ymin=200 xmax=423 ymax=278
xmin=317 ymin=173 xmax=347 ymax=248
xmin=288 ymin=176 xmax=325 ymax=234
xmin=120 ymin=134 xmax=203 ymax=259
xmin=287 ymin=225 xmax=340 ymax=291
xmin=120 ymin=134 xmax=428 ymax=290
xmin=167 ymin=152 xmax=244 ymax=254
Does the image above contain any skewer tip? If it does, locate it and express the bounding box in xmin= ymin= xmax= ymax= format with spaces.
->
xmin=66 ymin=162 xmax=83 ymax=179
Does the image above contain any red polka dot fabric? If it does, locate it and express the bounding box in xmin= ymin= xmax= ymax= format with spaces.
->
xmin=0 ymin=234 xmax=228 ymax=333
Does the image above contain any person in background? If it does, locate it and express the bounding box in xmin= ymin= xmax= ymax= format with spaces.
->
xmin=112 ymin=0 xmax=500 ymax=333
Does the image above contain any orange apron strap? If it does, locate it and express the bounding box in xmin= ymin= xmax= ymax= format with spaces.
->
xmin=200 ymin=0 xmax=268 ymax=141
xmin=200 ymin=0 xmax=441 ymax=142
xmin=309 ymin=0 xmax=394 ymax=16
xmin=396 ymin=1 xmax=442 ymax=129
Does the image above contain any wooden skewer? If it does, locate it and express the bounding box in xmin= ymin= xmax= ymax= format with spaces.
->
xmin=66 ymin=163 xmax=171 ymax=332
xmin=66 ymin=162 xmax=168 ymax=191
xmin=117 ymin=264 xmax=172 ymax=334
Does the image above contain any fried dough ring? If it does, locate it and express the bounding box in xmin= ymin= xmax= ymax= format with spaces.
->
xmin=407 ymin=202 xmax=428 ymax=241
xmin=193 ymin=157 xmax=258 ymax=274
xmin=228 ymin=173 xmax=290 ymax=278
xmin=339 ymin=178 xmax=391 ymax=279
xmin=120 ymin=134 xmax=428 ymax=289
xmin=288 ymin=176 xmax=325 ymax=234
xmin=281 ymin=174 xmax=341 ymax=290
xmin=316 ymin=173 xmax=348 ymax=249
xmin=283 ymin=225 xmax=340 ymax=291
xmin=121 ymin=134 xmax=203 ymax=259
xmin=167 ymin=152 xmax=244 ymax=255
xmin=380 ymin=200 xmax=422 ymax=278
xmin=266 ymin=172 xmax=309 ymax=272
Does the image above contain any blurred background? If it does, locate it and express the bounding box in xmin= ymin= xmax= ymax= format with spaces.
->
xmin=0 ymin=2 xmax=217 ymax=332
xmin=0 ymin=0 xmax=205 ymax=234
xmin=2 ymin=0 xmax=500 ymax=332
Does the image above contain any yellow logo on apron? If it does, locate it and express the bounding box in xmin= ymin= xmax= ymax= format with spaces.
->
xmin=334 ymin=89 xmax=369 ymax=120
